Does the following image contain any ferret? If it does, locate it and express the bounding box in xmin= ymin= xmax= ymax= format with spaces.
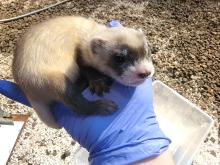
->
xmin=12 ymin=16 xmax=154 ymax=129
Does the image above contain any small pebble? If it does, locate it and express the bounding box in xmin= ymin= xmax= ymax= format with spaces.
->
xmin=71 ymin=141 xmax=75 ymax=145
xmin=46 ymin=149 xmax=51 ymax=155
xmin=61 ymin=150 xmax=71 ymax=160
xmin=151 ymin=46 xmax=159 ymax=54
xmin=52 ymin=150 xmax=57 ymax=156
xmin=210 ymin=137 xmax=216 ymax=143
xmin=210 ymin=150 xmax=216 ymax=157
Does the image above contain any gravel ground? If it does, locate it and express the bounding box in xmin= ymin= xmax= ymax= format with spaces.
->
xmin=0 ymin=0 xmax=219 ymax=164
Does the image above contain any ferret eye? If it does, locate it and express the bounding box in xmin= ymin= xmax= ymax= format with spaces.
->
xmin=114 ymin=55 xmax=126 ymax=64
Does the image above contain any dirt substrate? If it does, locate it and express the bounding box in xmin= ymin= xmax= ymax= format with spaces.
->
xmin=0 ymin=0 xmax=219 ymax=164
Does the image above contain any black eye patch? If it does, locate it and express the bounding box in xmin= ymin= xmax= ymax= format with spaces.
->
xmin=107 ymin=47 xmax=136 ymax=76
xmin=112 ymin=48 xmax=129 ymax=64
xmin=113 ymin=55 xmax=126 ymax=64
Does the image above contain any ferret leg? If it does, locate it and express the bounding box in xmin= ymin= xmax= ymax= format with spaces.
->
xmin=47 ymin=71 xmax=117 ymax=115
xmin=79 ymin=66 xmax=113 ymax=96
xmin=29 ymin=99 xmax=61 ymax=129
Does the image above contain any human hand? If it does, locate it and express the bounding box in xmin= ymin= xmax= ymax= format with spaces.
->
xmin=0 ymin=78 xmax=170 ymax=164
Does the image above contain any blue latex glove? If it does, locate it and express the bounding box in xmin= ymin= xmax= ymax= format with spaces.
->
xmin=0 ymin=79 xmax=170 ymax=164
xmin=0 ymin=20 xmax=171 ymax=164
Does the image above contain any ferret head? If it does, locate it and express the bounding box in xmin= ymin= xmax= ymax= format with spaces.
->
xmin=89 ymin=27 xmax=154 ymax=86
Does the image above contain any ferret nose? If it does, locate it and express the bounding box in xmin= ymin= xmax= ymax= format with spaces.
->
xmin=138 ymin=72 xmax=151 ymax=78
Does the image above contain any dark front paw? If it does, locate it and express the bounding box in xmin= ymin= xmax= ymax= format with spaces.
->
xmin=91 ymin=99 xmax=118 ymax=115
xmin=89 ymin=77 xmax=113 ymax=97
xmin=79 ymin=99 xmax=118 ymax=115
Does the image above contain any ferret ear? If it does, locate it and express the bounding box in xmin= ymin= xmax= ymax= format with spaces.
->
xmin=90 ymin=38 xmax=107 ymax=55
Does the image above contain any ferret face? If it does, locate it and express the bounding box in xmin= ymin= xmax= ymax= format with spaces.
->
xmin=90 ymin=27 xmax=154 ymax=86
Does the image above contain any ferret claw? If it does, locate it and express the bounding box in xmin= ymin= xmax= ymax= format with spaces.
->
xmin=88 ymin=77 xmax=113 ymax=97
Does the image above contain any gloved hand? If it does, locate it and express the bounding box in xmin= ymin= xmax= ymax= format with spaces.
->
xmin=0 ymin=78 xmax=170 ymax=164
xmin=0 ymin=20 xmax=171 ymax=165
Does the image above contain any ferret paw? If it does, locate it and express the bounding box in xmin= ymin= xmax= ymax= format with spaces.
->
xmin=78 ymin=99 xmax=118 ymax=115
xmin=88 ymin=77 xmax=113 ymax=97
xmin=91 ymin=99 xmax=118 ymax=115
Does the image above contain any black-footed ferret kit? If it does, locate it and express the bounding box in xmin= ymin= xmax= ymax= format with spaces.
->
xmin=12 ymin=16 xmax=154 ymax=128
